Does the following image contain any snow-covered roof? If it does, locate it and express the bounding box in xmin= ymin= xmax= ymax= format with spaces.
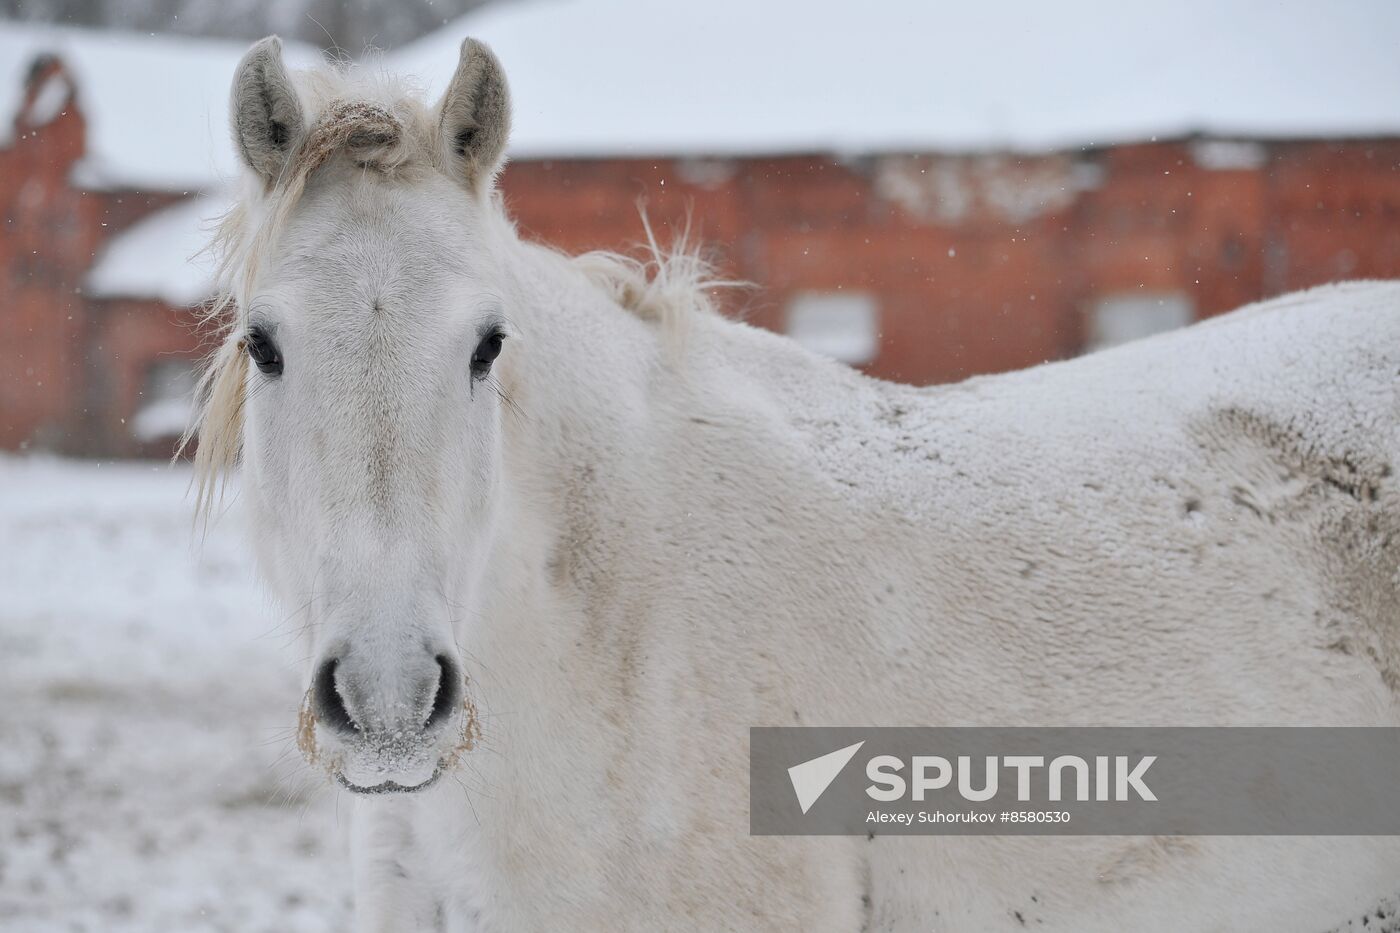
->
xmin=393 ymin=0 xmax=1400 ymax=157
xmin=76 ymin=0 xmax=1400 ymax=305
xmin=0 ymin=24 xmax=316 ymax=191
xmin=86 ymin=192 xmax=226 ymax=305
xmin=7 ymin=2 xmax=1400 ymax=192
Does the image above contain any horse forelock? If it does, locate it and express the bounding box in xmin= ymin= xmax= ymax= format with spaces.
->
xmin=295 ymin=99 xmax=416 ymax=179
xmin=222 ymin=67 xmax=437 ymax=304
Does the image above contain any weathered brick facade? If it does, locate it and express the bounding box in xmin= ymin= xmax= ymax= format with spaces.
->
xmin=507 ymin=143 xmax=1400 ymax=385
xmin=0 ymin=58 xmax=188 ymax=454
xmin=4 ymin=57 xmax=1400 ymax=456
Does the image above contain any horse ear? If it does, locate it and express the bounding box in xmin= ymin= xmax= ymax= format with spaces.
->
xmin=230 ymin=36 xmax=304 ymax=184
xmin=436 ymin=38 xmax=511 ymax=194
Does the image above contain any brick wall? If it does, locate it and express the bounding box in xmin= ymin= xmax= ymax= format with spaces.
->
xmin=0 ymin=58 xmax=192 ymax=454
xmin=501 ymin=141 xmax=1400 ymax=385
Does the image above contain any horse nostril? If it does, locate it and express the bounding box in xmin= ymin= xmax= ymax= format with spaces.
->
xmin=425 ymin=654 xmax=462 ymax=731
xmin=313 ymin=658 xmax=358 ymax=736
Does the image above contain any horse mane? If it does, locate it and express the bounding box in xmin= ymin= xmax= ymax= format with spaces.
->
xmin=573 ymin=211 xmax=740 ymax=357
xmin=182 ymin=57 xmax=733 ymax=522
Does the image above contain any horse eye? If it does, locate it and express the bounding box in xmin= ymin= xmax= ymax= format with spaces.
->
xmin=245 ymin=329 xmax=283 ymax=376
xmin=471 ymin=331 xmax=504 ymax=377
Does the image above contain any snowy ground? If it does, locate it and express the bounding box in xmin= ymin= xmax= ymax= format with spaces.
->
xmin=0 ymin=457 xmax=351 ymax=931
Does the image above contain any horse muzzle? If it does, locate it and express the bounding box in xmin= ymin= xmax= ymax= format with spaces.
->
xmin=301 ymin=646 xmax=469 ymax=794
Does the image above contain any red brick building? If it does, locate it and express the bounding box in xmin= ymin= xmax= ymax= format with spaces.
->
xmin=0 ymin=54 xmax=188 ymax=454
xmin=4 ymin=11 xmax=1400 ymax=457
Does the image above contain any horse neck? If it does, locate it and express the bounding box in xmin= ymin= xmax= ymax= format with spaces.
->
xmin=488 ymin=234 xmax=684 ymax=552
xmin=487 ymin=229 xmax=886 ymax=525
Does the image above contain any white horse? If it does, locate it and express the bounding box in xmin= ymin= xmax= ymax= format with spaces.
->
xmin=194 ymin=36 xmax=1400 ymax=932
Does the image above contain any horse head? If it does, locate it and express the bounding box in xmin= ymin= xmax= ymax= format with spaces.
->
xmin=197 ymin=36 xmax=514 ymax=793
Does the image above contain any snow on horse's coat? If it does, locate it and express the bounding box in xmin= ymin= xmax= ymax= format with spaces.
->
xmin=196 ymin=36 xmax=1400 ymax=933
